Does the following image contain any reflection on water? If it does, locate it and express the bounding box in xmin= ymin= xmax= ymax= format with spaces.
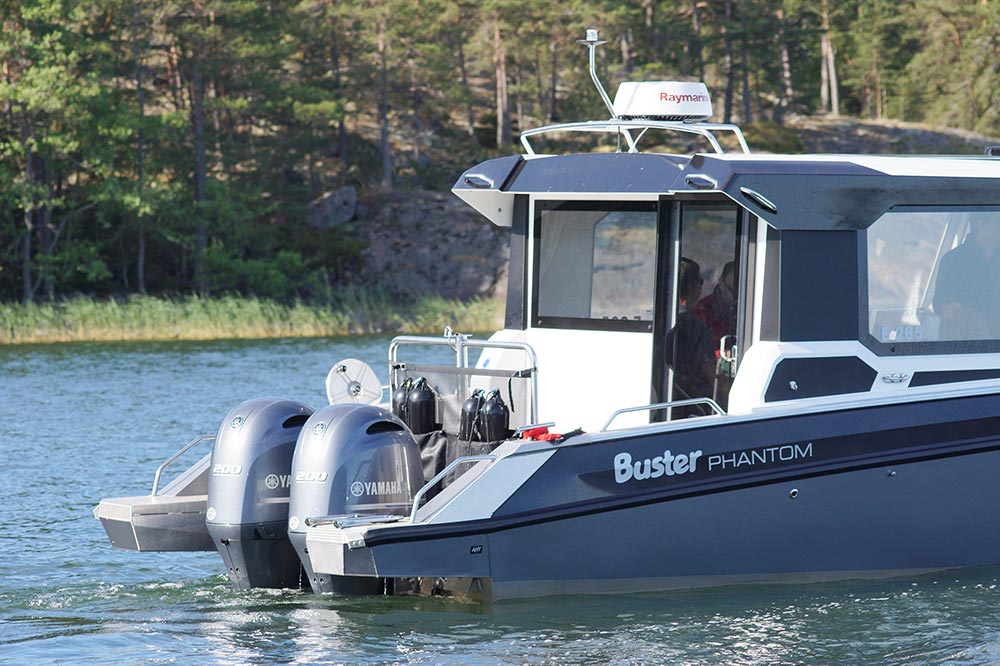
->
xmin=5 ymin=566 xmax=1000 ymax=663
xmin=2 ymin=337 xmax=1000 ymax=663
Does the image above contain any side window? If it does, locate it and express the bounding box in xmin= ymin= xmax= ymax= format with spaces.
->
xmin=667 ymin=203 xmax=741 ymax=414
xmin=867 ymin=208 xmax=1000 ymax=345
xmin=534 ymin=201 xmax=657 ymax=331
xmin=591 ymin=213 xmax=657 ymax=320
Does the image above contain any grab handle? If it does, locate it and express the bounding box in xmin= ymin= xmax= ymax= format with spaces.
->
xmin=151 ymin=434 xmax=215 ymax=496
xmin=408 ymin=454 xmax=496 ymax=524
xmin=601 ymin=399 xmax=724 ymax=432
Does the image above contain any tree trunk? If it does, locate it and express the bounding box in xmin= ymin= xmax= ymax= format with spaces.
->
xmin=377 ymin=19 xmax=392 ymax=190
xmin=775 ymin=3 xmax=794 ymax=124
xmin=131 ymin=0 xmax=147 ymax=294
xmin=18 ymin=110 xmax=34 ymax=304
xmin=493 ymin=14 xmax=511 ymax=148
xmin=872 ymin=52 xmax=882 ymax=119
xmin=549 ymin=39 xmax=558 ymax=123
xmin=212 ymin=78 xmax=232 ymax=177
xmin=780 ymin=21 xmax=794 ymax=110
xmin=457 ymin=37 xmax=475 ymax=136
xmin=739 ymin=0 xmax=752 ymax=123
xmin=514 ymin=53 xmax=524 ymax=135
xmin=167 ymin=44 xmax=185 ymax=110
xmin=21 ymin=212 xmax=32 ymax=304
xmin=820 ymin=0 xmax=839 ymax=116
xmin=820 ymin=31 xmax=829 ymax=111
xmin=621 ymin=28 xmax=634 ymax=74
xmin=871 ymin=7 xmax=882 ymax=119
xmin=722 ymin=0 xmax=735 ymax=124
xmin=329 ymin=17 xmax=349 ymax=178
xmin=36 ymin=157 xmax=54 ymax=301
xmin=408 ymin=54 xmax=421 ymax=165
xmin=828 ymin=41 xmax=840 ymax=117
xmin=690 ymin=1 xmax=705 ymax=82
xmin=192 ymin=36 xmax=207 ymax=294
xmin=536 ymin=47 xmax=547 ymax=126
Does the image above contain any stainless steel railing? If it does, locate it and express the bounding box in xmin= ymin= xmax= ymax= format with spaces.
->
xmin=408 ymin=454 xmax=497 ymax=524
xmin=150 ymin=434 xmax=215 ymax=496
xmin=601 ymin=399 xmax=725 ymax=432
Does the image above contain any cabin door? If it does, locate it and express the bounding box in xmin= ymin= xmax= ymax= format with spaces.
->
xmin=652 ymin=200 xmax=750 ymax=418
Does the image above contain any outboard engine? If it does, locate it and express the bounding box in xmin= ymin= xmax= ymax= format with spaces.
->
xmin=287 ymin=403 xmax=425 ymax=594
xmin=205 ymin=398 xmax=313 ymax=590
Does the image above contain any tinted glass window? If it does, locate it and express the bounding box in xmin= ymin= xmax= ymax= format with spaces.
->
xmin=535 ymin=201 xmax=657 ymax=330
xmin=666 ymin=202 xmax=741 ymax=414
xmin=867 ymin=208 xmax=1000 ymax=344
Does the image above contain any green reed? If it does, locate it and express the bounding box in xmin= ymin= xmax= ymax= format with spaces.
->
xmin=0 ymin=292 xmax=503 ymax=344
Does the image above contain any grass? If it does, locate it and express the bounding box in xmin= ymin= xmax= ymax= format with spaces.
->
xmin=0 ymin=290 xmax=504 ymax=345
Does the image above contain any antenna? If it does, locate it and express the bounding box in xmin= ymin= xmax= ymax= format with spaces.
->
xmin=578 ymin=29 xmax=616 ymax=119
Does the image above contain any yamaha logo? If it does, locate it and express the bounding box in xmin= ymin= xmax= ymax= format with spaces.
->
xmin=313 ymin=422 xmax=326 ymax=435
xmin=264 ymin=474 xmax=280 ymax=490
xmin=231 ymin=416 xmax=244 ymax=428
xmin=350 ymin=480 xmax=404 ymax=497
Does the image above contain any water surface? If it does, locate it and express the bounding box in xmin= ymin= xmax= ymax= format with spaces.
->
xmin=2 ymin=337 xmax=999 ymax=664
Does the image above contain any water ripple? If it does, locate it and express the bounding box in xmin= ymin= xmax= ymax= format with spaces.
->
xmin=5 ymin=339 xmax=1000 ymax=664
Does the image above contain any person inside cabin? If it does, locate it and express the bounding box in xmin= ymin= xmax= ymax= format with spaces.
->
xmin=695 ymin=260 xmax=737 ymax=351
xmin=665 ymin=257 xmax=716 ymax=417
xmin=933 ymin=220 xmax=1000 ymax=340
xmin=694 ymin=260 xmax=737 ymax=410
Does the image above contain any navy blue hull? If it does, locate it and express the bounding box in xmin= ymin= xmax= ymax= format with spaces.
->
xmin=362 ymin=393 xmax=1000 ymax=598
xmin=486 ymin=448 xmax=1000 ymax=598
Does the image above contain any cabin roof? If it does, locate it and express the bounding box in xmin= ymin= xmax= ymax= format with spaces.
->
xmin=683 ymin=154 xmax=1000 ymax=230
xmin=453 ymin=152 xmax=1000 ymax=230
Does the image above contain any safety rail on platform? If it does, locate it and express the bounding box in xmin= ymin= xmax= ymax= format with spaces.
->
xmin=408 ymin=454 xmax=498 ymax=524
xmin=389 ymin=330 xmax=539 ymax=424
xmin=150 ymin=434 xmax=215 ymax=496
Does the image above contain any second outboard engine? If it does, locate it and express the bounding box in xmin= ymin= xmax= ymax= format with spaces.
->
xmin=287 ymin=403 xmax=425 ymax=594
xmin=206 ymin=398 xmax=313 ymax=590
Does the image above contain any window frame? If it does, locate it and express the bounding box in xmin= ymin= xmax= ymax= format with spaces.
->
xmin=860 ymin=205 xmax=1000 ymax=356
xmin=531 ymin=199 xmax=659 ymax=332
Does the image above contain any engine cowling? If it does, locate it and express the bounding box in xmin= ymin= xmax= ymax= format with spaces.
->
xmin=205 ymin=398 xmax=313 ymax=590
xmin=287 ymin=403 xmax=424 ymax=594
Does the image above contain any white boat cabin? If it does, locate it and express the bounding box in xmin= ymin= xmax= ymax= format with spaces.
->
xmin=452 ymin=80 xmax=1000 ymax=434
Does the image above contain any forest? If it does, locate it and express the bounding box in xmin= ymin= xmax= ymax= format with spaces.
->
xmin=2 ymin=0 xmax=999 ymax=305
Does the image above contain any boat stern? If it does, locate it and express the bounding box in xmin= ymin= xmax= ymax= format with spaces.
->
xmin=306 ymin=515 xmax=494 ymax=597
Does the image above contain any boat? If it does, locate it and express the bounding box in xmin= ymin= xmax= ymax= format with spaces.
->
xmin=96 ymin=30 xmax=1000 ymax=601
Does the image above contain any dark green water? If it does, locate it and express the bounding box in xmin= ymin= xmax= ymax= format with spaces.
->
xmin=3 ymin=337 xmax=1000 ymax=664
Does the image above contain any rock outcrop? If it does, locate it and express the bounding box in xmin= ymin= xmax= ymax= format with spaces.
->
xmin=308 ymin=186 xmax=358 ymax=229
xmin=356 ymin=190 xmax=509 ymax=301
